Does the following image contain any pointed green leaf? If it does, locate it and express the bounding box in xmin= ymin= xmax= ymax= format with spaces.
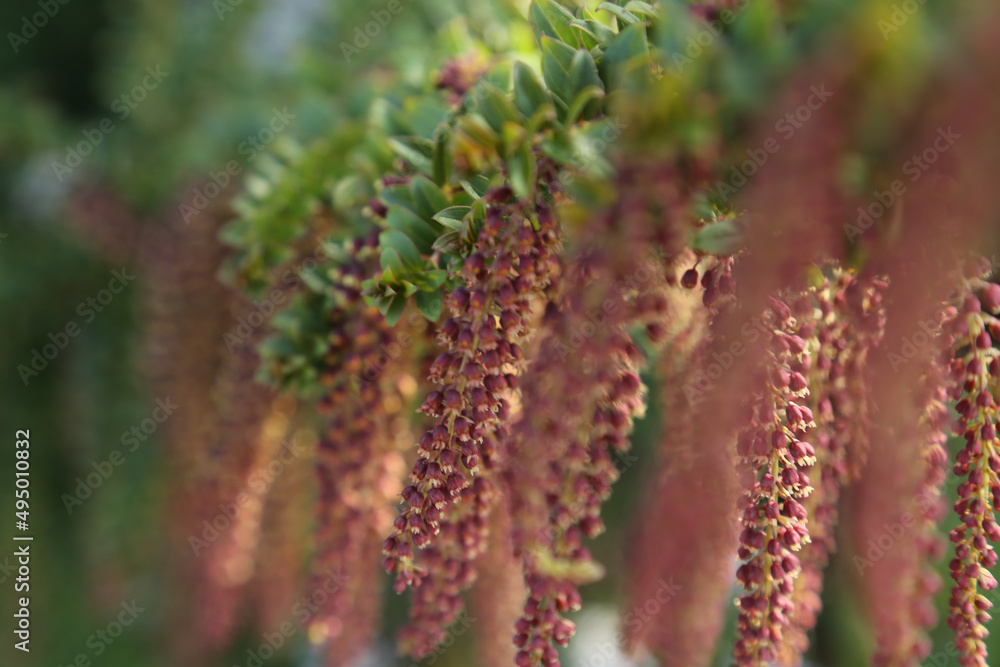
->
xmin=691 ymin=219 xmax=743 ymax=255
xmin=385 ymin=294 xmax=407 ymax=326
xmin=565 ymin=85 xmax=606 ymax=125
xmin=432 ymin=125 xmax=451 ymax=186
xmin=568 ymin=49 xmax=604 ymax=119
xmin=432 ymin=229 xmax=462 ymax=254
xmin=569 ymin=18 xmax=618 ymax=44
xmin=529 ymin=0 xmax=579 ymax=46
xmin=598 ymin=23 xmax=649 ymax=90
xmin=512 ymin=62 xmax=552 ymax=119
xmin=507 ymin=143 xmax=538 ymax=199
xmin=476 ymin=80 xmax=522 ymax=134
xmin=433 ymin=206 xmax=472 ymax=230
xmin=387 ymin=136 xmax=433 ymax=174
xmin=460 ymin=175 xmax=493 ymax=199
xmin=386 ymin=206 xmax=438 ymax=255
xmin=410 ymin=175 xmax=450 ymax=221
xmin=541 ymin=36 xmax=579 ymax=112
xmin=415 ymin=289 xmax=443 ymax=321
xmin=457 ymin=115 xmax=499 ymax=150
xmin=379 ymin=184 xmax=415 ymax=211
xmin=380 ymin=229 xmax=424 ymax=271
xmin=625 ymin=1 xmax=659 ymax=17
xmin=598 ymin=2 xmax=640 ymax=26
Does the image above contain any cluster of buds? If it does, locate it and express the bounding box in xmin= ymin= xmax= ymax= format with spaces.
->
xmin=733 ymin=294 xmax=817 ymax=666
xmin=508 ymin=176 xmax=674 ymax=665
xmin=945 ymin=275 xmax=1000 ymax=667
xmin=383 ymin=186 xmax=560 ymax=601
xmin=311 ymin=232 xmax=406 ymax=661
xmin=398 ymin=475 xmax=498 ymax=657
xmin=680 ymin=253 xmax=737 ymax=310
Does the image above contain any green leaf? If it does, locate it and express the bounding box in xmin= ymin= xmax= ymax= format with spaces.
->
xmin=565 ymin=85 xmax=606 ymax=125
xmin=475 ymin=80 xmax=522 ymax=134
xmin=410 ymin=175 xmax=450 ymax=221
xmin=460 ymin=175 xmax=493 ymax=199
xmin=569 ymin=18 xmax=618 ymax=44
xmin=567 ymin=49 xmax=604 ymax=119
xmin=541 ymin=36 xmax=579 ymax=112
xmin=379 ymin=184 xmax=415 ymax=212
xmin=457 ymin=115 xmax=499 ymax=150
xmin=691 ymin=219 xmax=743 ymax=255
xmin=432 ymin=125 xmax=451 ymax=186
xmin=598 ymin=2 xmax=640 ymax=26
xmin=387 ymin=136 xmax=434 ymax=174
xmin=415 ymin=289 xmax=443 ymax=321
xmin=625 ymin=1 xmax=660 ymax=17
xmin=571 ymin=22 xmax=598 ymax=50
xmin=432 ymin=229 xmax=462 ymax=254
xmin=512 ymin=62 xmax=552 ymax=119
xmin=384 ymin=295 xmax=407 ymax=326
xmin=433 ymin=205 xmax=472 ymax=230
xmin=380 ymin=229 xmax=424 ymax=271
xmin=507 ymin=143 xmax=538 ymax=199
xmin=386 ymin=206 xmax=438 ymax=255
xmin=598 ymin=23 xmax=649 ymax=90
xmin=529 ymin=0 xmax=579 ymax=46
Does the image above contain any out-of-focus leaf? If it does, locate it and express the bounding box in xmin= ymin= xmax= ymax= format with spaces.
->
xmin=529 ymin=0 xmax=579 ymax=46
xmin=433 ymin=206 xmax=472 ymax=230
xmin=513 ymin=61 xmax=553 ymax=119
xmin=386 ymin=207 xmax=438 ymax=255
xmin=691 ymin=219 xmax=743 ymax=255
xmin=415 ymin=288 xmax=443 ymax=321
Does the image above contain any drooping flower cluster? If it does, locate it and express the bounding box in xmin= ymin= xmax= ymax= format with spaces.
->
xmin=781 ymin=271 xmax=888 ymax=664
xmin=733 ymin=294 xmax=818 ymax=666
xmin=383 ymin=187 xmax=560 ymax=654
xmin=946 ymin=277 xmax=1000 ymax=666
xmin=311 ymin=233 xmax=411 ymax=664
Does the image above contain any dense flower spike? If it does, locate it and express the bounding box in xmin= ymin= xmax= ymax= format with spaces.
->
xmin=733 ymin=294 xmax=818 ymax=666
xmin=625 ymin=255 xmax=739 ymax=667
xmin=383 ymin=188 xmax=558 ymax=574
xmin=386 ymin=189 xmax=560 ymax=656
xmin=781 ymin=271 xmax=887 ymax=665
xmin=310 ymin=234 xmax=410 ymax=665
xmin=505 ymin=158 xmax=685 ymax=667
xmin=946 ymin=273 xmax=1000 ymax=667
